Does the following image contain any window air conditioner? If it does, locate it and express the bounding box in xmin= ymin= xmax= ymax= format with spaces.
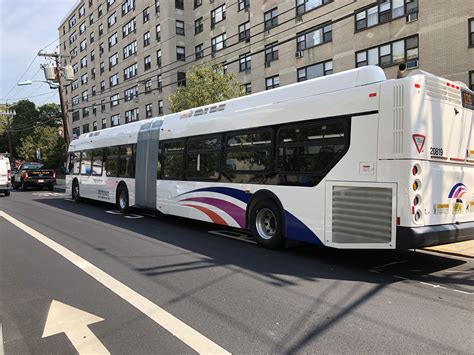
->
xmin=406 ymin=60 xmax=419 ymax=69
xmin=295 ymin=51 xmax=304 ymax=58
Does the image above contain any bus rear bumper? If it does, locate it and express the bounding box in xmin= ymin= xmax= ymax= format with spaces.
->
xmin=396 ymin=222 xmax=474 ymax=249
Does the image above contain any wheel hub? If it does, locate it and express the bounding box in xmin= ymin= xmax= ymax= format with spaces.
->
xmin=255 ymin=208 xmax=277 ymax=240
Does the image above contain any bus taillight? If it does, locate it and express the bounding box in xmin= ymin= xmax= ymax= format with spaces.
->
xmin=412 ymin=164 xmax=421 ymax=176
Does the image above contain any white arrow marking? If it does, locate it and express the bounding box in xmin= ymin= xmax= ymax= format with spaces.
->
xmin=42 ymin=300 xmax=110 ymax=355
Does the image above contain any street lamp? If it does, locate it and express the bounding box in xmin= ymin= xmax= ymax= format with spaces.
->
xmin=18 ymin=80 xmax=59 ymax=90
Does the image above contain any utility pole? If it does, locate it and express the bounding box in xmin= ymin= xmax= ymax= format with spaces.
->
xmin=37 ymin=51 xmax=71 ymax=145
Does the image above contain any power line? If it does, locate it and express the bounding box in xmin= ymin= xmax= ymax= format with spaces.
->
xmin=69 ymin=1 xmax=356 ymax=112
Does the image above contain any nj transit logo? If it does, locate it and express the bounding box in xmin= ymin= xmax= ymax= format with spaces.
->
xmin=448 ymin=183 xmax=468 ymax=200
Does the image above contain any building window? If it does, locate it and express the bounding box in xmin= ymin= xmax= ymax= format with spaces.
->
xmin=124 ymin=63 xmax=138 ymax=80
xmin=195 ymin=44 xmax=204 ymax=60
xmin=356 ymin=35 xmax=419 ymax=68
xmin=72 ymin=96 xmax=80 ymax=107
xmin=242 ymin=83 xmax=252 ymax=94
xmin=109 ymin=53 xmax=118 ymax=68
xmin=100 ymin=81 xmax=106 ymax=92
xmin=143 ymin=7 xmax=150 ymax=23
xmin=110 ymin=94 xmax=120 ymax=107
xmin=108 ymin=32 xmax=118 ymax=48
xmin=296 ymin=0 xmax=332 ymax=16
xmin=470 ymin=18 xmax=474 ymax=47
xmin=108 ymin=12 xmax=117 ymax=27
xmin=355 ymin=0 xmax=418 ymax=32
xmin=125 ymin=108 xmax=139 ymax=123
xmin=176 ymin=46 xmax=186 ymax=61
xmin=69 ymin=31 xmax=77 ymax=44
xmin=239 ymin=0 xmax=250 ymax=12
xmin=72 ymin=111 xmax=80 ymax=122
xmin=80 ymin=39 xmax=87 ymax=52
xmin=80 ymin=56 xmax=88 ymax=68
xmin=158 ymin=100 xmax=164 ymax=115
xmin=143 ymin=31 xmax=151 ymax=47
xmin=90 ymin=32 xmax=95 ymax=43
xmin=92 ymin=103 xmax=97 ymax=115
xmin=297 ymin=60 xmax=333 ymax=81
xmin=82 ymin=90 xmax=88 ymax=102
xmin=469 ymin=71 xmax=474 ymax=91
xmin=194 ymin=0 xmax=202 ymax=8
xmin=155 ymin=0 xmax=160 ymax=15
xmin=82 ymin=107 xmax=89 ymax=118
xmin=123 ymin=41 xmax=137 ymax=58
xmin=123 ymin=18 xmax=136 ymax=38
xmin=264 ymin=8 xmax=278 ymax=30
xmin=79 ymin=4 xmax=85 ymax=17
xmin=211 ymin=33 xmax=226 ymax=52
xmin=124 ymin=86 xmax=138 ymax=101
xmin=110 ymin=73 xmax=119 ymax=87
xmin=102 ymin=118 xmax=107 ymax=129
xmin=211 ymin=5 xmax=226 ymax=29
xmin=82 ymin=124 xmax=89 ymax=134
xmin=156 ymin=24 xmax=161 ymax=41
xmin=101 ymin=99 xmax=106 ymax=111
xmin=92 ymin=85 xmax=97 ymax=96
xmin=146 ymin=103 xmax=153 ymax=117
xmin=100 ymin=62 xmax=105 ymax=74
xmin=122 ymin=0 xmax=135 ymax=15
xmin=175 ymin=0 xmax=184 ymax=10
xmin=81 ymin=73 xmax=88 ymax=85
xmin=71 ymin=80 xmax=79 ymax=91
xmin=239 ymin=53 xmax=251 ymax=72
xmin=297 ymin=23 xmax=332 ymax=51
xmin=157 ymin=49 xmax=162 ymax=66
xmin=266 ymin=75 xmax=279 ymax=90
xmin=176 ymin=20 xmax=185 ymax=35
xmin=157 ymin=74 xmax=163 ymax=90
xmin=93 ymin=121 xmax=98 ymax=131
xmin=239 ymin=22 xmax=250 ymax=42
xmin=98 ymin=5 xmax=103 ymax=17
xmin=79 ymin=22 xmax=86 ymax=34
xmin=195 ymin=17 xmax=203 ymax=34
xmin=90 ymin=50 xmax=95 ymax=62
xmin=144 ymin=55 xmax=151 ymax=70
xmin=99 ymin=24 xmax=104 ymax=36
xmin=111 ymin=114 xmax=120 ymax=127
xmin=265 ymin=43 xmax=279 ymax=63
xmin=177 ymin=72 xmax=186 ymax=87
xmin=145 ymin=79 xmax=152 ymax=93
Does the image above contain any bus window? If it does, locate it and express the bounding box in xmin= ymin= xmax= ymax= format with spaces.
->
xmin=186 ymin=136 xmax=221 ymax=180
xmin=118 ymin=144 xmax=135 ymax=178
xmin=92 ymin=149 xmax=104 ymax=176
xmin=162 ymin=140 xmax=184 ymax=179
xmin=225 ymin=130 xmax=272 ymax=172
xmin=277 ymin=121 xmax=348 ymax=174
xmin=70 ymin=152 xmax=80 ymax=175
xmin=80 ymin=150 xmax=92 ymax=175
xmin=105 ymin=146 xmax=119 ymax=177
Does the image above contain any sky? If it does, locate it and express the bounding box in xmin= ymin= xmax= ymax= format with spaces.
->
xmin=0 ymin=0 xmax=78 ymax=107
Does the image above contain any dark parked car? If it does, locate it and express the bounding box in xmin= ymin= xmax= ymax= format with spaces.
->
xmin=12 ymin=162 xmax=56 ymax=191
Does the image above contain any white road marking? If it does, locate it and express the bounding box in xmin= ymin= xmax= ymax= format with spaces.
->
xmin=0 ymin=211 xmax=230 ymax=355
xmin=420 ymin=282 xmax=447 ymax=290
xmin=393 ymin=275 xmax=408 ymax=280
xmin=42 ymin=300 xmax=109 ymax=354
xmin=453 ymin=289 xmax=473 ymax=295
xmin=372 ymin=260 xmax=407 ymax=270
xmin=124 ymin=214 xmax=144 ymax=219
xmin=32 ymin=192 xmax=66 ymax=197
xmin=105 ymin=210 xmax=122 ymax=215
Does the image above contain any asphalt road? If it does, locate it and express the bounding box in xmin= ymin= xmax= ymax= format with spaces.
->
xmin=0 ymin=188 xmax=473 ymax=354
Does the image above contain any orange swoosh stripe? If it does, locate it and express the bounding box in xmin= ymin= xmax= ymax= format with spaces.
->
xmin=183 ymin=204 xmax=228 ymax=226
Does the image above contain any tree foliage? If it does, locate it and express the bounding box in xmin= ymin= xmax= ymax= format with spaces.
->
xmin=167 ymin=64 xmax=244 ymax=113
xmin=17 ymin=126 xmax=66 ymax=169
xmin=38 ymin=103 xmax=62 ymax=127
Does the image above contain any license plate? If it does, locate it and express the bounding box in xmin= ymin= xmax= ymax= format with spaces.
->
xmin=38 ymin=179 xmax=44 ymax=183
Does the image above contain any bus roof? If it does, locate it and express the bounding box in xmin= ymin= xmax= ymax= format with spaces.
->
xmin=69 ymin=66 xmax=387 ymax=152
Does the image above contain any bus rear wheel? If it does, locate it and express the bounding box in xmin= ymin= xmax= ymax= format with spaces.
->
xmin=249 ymin=199 xmax=285 ymax=249
xmin=116 ymin=184 xmax=129 ymax=213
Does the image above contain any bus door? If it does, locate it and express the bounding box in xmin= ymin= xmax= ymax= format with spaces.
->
xmin=135 ymin=119 xmax=162 ymax=209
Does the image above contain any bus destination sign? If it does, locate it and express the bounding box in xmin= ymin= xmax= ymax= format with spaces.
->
xmin=461 ymin=89 xmax=473 ymax=110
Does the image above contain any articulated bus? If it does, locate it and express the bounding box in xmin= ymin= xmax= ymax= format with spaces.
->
xmin=67 ymin=66 xmax=474 ymax=249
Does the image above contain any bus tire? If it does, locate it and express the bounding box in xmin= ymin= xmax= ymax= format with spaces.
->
xmin=116 ymin=184 xmax=129 ymax=213
xmin=249 ymin=199 xmax=285 ymax=249
xmin=72 ymin=180 xmax=81 ymax=202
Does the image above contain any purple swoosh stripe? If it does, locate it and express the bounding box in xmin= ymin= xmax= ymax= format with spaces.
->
xmin=180 ymin=197 xmax=246 ymax=228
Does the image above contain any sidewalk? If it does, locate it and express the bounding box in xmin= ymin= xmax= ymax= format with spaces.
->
xmin=425 ymin=240 xmax=474 ymax=258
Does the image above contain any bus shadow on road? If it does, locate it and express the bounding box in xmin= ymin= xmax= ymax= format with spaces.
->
xmin=35 ymin=196 xmax=470 ymax=287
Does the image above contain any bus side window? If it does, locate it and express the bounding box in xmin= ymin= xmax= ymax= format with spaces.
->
xmin=92 ymin=148 xmax=104 ymax=176
xmin=80 ymin=150 xmax=92 ymax=175
xmin=71 ymin=152 xmax=81 ymax=175
xmin=118 ymin=144 xmax=135 ymax=178
xmin=161 ymin=140 xmax=185 ymax=179
xmin=105 ymin=146 xmax=119 ymax=177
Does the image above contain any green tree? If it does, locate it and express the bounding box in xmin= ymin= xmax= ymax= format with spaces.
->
xmin=10 ymin=100 xmax=39 ymax=156
xmin=17 ymin=126 xmax=66 ymax=169
xmin=167 ymin=64 xmax=244 ymax=113
xmin=38 ymin=103 xmax=62 ymax=127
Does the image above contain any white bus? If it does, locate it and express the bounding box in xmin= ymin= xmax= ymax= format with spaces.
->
xmin=66 ymin=66 xmax=474 ymax=249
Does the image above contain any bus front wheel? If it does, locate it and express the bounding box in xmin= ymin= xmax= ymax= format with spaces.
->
xmin=249 ymin=199 xmax=284 ymax=249
xmin=72 ymin=180 xmax=81 ymax=202
xmin=116 ymin=184 xmax=129 ymax=213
